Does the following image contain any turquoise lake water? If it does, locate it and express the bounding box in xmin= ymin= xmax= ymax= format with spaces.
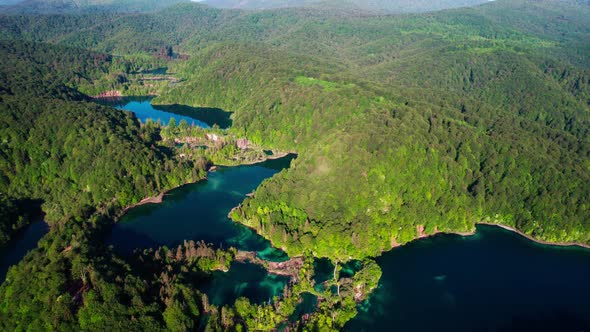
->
xmin=107 ymin=156 xmax=294 ymax=259
xmin=97 ymin=96 xmax=232 ymax=128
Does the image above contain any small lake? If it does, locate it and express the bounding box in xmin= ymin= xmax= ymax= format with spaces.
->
xmin=107 ymin=156 xmax=294 ymax=259
xmin=96 ymin=96 xmax=232 ymax=129
xmin=345 ymin=224 xmax=590 ymax=331
xmin=0 ymin=221 xmax=48 ymax=281
xmin=107 ymin=156 xmax=295 ymax=305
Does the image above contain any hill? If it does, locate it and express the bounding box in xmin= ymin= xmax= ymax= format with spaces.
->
xmin=0 ymin=39 xmax=205 ymax=245
xmin=1 ymin=0 xmax=588 ymax=259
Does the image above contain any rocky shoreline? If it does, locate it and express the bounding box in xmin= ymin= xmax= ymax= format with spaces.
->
xmin=92 ymin=90 xmax=122 ymax=98
xmin=214 ymin=151 xmax=294 ymax=167
xmin=235 ymin=251 xmax=304 ymax=281
xmin=122 ymin=192 xmax=165 ymax=212
xmin=477 ymin=222 xmax=590 ymax=250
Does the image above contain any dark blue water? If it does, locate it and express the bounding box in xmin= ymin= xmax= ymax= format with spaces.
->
xmin=346 ymin=224 xmax=590 ymax=332
xmin=204 ymin=261 xmax=289 ymax=306
xmin=0 ymin=221 xmax=48 ymax=281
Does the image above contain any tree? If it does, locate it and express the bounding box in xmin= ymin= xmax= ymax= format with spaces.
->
xmin=163 ymin=299 xmax=194 ymax=332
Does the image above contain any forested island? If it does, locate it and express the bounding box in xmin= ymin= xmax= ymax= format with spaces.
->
xmin=0 ymin=0 xmax=589 ymax=330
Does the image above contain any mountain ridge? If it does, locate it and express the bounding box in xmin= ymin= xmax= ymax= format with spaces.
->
xmin=202 ymin=0 xmax=492 ymax=13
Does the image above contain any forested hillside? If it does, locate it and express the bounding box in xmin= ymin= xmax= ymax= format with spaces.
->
xmin=0 ymin=40 xmax=323 ymax=331
xmin=1 ymin=0 xmax=588 ymax=258
xmin=0 ymin=40 xmax=203 ymax=244
xmin=0 ymin=0 xmax=589 ymax=329
xmin=7 ymin=0 xmax=583 ymax=259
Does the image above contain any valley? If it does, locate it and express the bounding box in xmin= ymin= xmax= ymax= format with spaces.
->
xmin=0 ymin=0 xmax=589 ymax=330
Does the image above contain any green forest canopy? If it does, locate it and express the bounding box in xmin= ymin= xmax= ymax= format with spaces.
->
xmin=0 ymin=0 xmax=589 ymax=259
xmin=0 ymin=0 xmax=589 ymax=329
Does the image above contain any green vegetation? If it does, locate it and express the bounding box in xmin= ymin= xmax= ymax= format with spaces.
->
xmin=137 ymin=0 xmax=590 ymax=259
xmin=0 ymin=195 xmax=34 ymax=247
xmin=0 ymin=40 xmax=204 ymax=225
xmin=0 ymin=39 xmax=338 ymax=331
xmin=294 ymin=76 xmax=355 ymax=92
xmin=0 ymin=0 xmax=589 ymax=329
xmin=0 ymin=36 xmax=367 ymax=332
xmin=159 ymin=120 xmax=283 ymax=166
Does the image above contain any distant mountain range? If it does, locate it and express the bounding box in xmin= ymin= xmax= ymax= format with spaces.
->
xmin=1 ymin=0 xmax=491 ymax=14
xmin=0 ymin=0 xmax=190 ymax=13
xmin=201 ymin=0 xmax=492 ymax=13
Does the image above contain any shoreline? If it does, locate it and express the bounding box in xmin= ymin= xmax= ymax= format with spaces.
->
xmin=391 ymin=223 xmax=590 ymax=251
xmin=235 ymin=250 xmax=303 ymax=280
xmin=92 ymin=94 xmax=157 ymax=102
xmin=391 ymin=225 xmax=477 ymax=249
xmin=122 ymin=192 xmax=166 ymax=212
xmin=119 ymin=166 xmax=213 ymax=216
xmin=475 ymin=222 xmax=590 ymax=250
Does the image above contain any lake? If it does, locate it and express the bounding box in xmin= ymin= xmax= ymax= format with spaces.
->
xmin=96 ymin=96 xmax=232 ymax=129
xmin=107 ymin=156 xmax=294 ymax=259
xmin=107 ymin=155 xmax=296 ymax=305
xmin=345 ymin=224 xmax=590 ymax=331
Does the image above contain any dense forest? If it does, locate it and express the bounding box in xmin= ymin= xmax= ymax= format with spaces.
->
xmin=0 ymin=40 xmax=204 ymax=234
xmin=0 ymin=0 xmax=589 ymax=330
xmin=0 ymin=39 xmax=372 ymax=330
xmin=160 ymin=0 xmax=590 ymax=258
